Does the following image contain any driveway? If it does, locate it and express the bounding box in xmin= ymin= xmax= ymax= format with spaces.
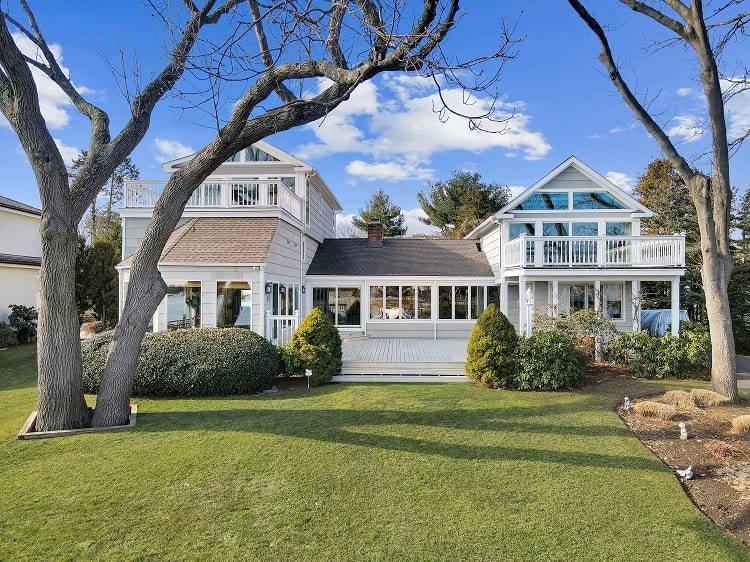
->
xmin=737 ymin=355 xmax=750 ymax=393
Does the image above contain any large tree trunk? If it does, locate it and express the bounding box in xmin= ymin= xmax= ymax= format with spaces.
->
xmin=35 ymin=189 xmax=89 ymax=431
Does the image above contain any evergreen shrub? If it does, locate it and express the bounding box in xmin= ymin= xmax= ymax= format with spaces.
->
xmin=465 ymin=304 xmax=518 ymax=388
xmin=277 ymin=343 xmax=304 ymax=376
xmin=287 ymin=308 xmax=342 ymax=386
xmin=515 ymin=330 xmax=584 ymax=390
xmin=8 ymin=304 xmax=38 ymax=342
xmin=81 ymin=328 xmax=277 ymax=396
xmin=0 ymin=321 xmax=18 ymax=348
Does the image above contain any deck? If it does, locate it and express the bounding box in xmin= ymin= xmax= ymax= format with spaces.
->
xmin=334 ymin=337 xmax=471 ymax=383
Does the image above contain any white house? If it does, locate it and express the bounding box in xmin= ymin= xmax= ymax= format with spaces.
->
xmin=119 ymin=146 xmax=685 ymax=343
xmin=0 ymin=196 xmax=41 ymax=322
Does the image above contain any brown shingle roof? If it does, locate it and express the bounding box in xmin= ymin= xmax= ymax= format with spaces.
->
xmin=0 ymin=196 xmax=41 ymax=216
xmin=120 ymin=217 xmax=279 ymax=266
xmin=307 ymin=238 xmax=494 ymax=277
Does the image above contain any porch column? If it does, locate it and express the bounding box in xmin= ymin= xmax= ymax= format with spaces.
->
xmin=632 ymin=280 xmax=641 ymax=332
xmin=552 ymin=280 xmax=559 ymax=317
xmin=671 ymin=277 xmax=681 ymax=337
xmin=524 ymin=280 xmax=534 ymax=338
xmin=594 ymin=280 xmax=601 ymax=314
xmin=500 ymin=281 xmax=509 ymax=316
xmin=519 ymin=276 xmax=527 ymax=336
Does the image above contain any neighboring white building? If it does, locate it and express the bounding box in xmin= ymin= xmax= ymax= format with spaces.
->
xmin=119 ymin=147 xmax=686 ymax=342
xmin=0 ymin=196 xmax=41 ymax=322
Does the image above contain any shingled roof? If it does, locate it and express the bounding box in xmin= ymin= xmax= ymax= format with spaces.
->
xmin=307 ymin=238 xmax=493 ymax=277
xmin=0 ymin=253 xmax=41 ymax=267
xmin=120 ymin=217 xmax=280 ymax=266
xmin=0 ymin=196 xmax=41 ymax=216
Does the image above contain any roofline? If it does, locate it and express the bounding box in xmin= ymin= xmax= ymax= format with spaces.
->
xmin=494 ymin=156 xmax=653 ymax=218
xmin=0 ymin=196 xmax=41 ymax=217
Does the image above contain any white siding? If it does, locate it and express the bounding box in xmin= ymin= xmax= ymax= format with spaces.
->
xmin=480 ymin=228 xmax=501 ymax=277
xmin=306 ymin=186 xmax=336 ymax=242
xmin=540 ymin=167 xmax=592 ymax=191
xmin=122 ymin=217 xmax=189 ymax=259
xmin=0 ymin=209 xmax=40 ymax=257
xmin=265 ymin=221 xmax=303 ymax=280
xmin=0 ymin=265 xmax=39 ymax=322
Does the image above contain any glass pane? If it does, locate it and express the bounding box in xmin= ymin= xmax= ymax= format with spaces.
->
xmin=487 ymin=286 xmax=500 ymax=308
xmin=604 ymin=284 xmax=623 ymax=319
xmin=455 ymin=286 xmax=469 ymax=319
xmin=370 ymin=286 xmax=383 ymax=319
xmin=167 ymin=283 xmax=201 ymax=329
xmin=244 ymin=146 xmax=279 ymax=161
xmin=226 ymin=152 xmax=240 ymax=162
xmin=543 ymin=223 xmax=569 ymax=236
xmin=216 ymin=281 xmax=251 ymax=328
xmin=509 ymin=223 xmax=535 ymax=239
xmin=516 ymin=192 xmax=568 ymax=210
xmin=385 ymin=286 xmax=400 ymax=319
xmin=281 ymin=176 xmax=296 ymax=192
xmin=606 ymin=222 xmax=632 ymax=236
xmin=439 ymin=286 xmax=452 ymax=319
xmin=570 ymin=285 xmax=594 ymax=311
xmin=471 ymin=286 xmax=485 ymax=319
xmin=400 ymin=286 xmax=415 ymax=319
xmin=572 ymin=222 xmax=598 ymax=236
xmin=231 ymin=183 xmax=258 ymax=206
xmin=338 ymin=287 xmax=361 ymax=326
xmin=313 ymin=287 xmax=335 ymax=323
xmin=417 ymin=286 xmax=431 ymax=319
xmin=573 ymin=192 xmax=627 ymax=209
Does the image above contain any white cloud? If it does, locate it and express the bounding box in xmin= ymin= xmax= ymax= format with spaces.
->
xmin=402 ymin=207 xmax=439 ymax=236
xmin=7 ymin=32 xmax=92 ymax=130
xmin=154 ymin=138 xmax=194 ymax=162
xmin=667 ymin=115 xmax=704 ymax=143
xmin=605 ymin=171 xmax=635 ymax=192
xmin=296 ymin=75 xmax=551 ymax=181
xmin=507 ymin=185 xmax=527 ymax=199
xmin=53 ymin=138 xmax=80 ymax=165
xmin=676 ymin=88 xmax=693 ymax=97
xmin=723 ymin=78 xmax=750 ymax=142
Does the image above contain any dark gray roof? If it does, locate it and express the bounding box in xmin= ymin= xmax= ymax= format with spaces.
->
xmin=0 ymin=253 xmax=41 ymax=267
xmin=307 ymin=238 xmax=494 ymax=277
xmin=0 ymin=196 xmax=41 ymax=216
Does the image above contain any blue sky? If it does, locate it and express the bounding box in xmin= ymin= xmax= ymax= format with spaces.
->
xmin=1 ymin=1 xmax=748 ymax=236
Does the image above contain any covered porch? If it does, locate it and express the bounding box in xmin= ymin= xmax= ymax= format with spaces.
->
xmin=333 ymin=336 xmax=471 ymax=382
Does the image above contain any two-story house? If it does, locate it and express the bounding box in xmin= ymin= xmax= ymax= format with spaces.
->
xmin=0 ymin=196 xmax=41 ymax=322
xmin=119 ymin=145 xmax=685 ymax=347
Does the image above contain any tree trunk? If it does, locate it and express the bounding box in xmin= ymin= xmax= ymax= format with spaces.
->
xmin=36 ymin=199 xmax=89 ymax=431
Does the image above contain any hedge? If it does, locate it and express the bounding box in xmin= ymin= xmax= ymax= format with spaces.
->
xmin=82 ymin=327 xmax=278 ymax=396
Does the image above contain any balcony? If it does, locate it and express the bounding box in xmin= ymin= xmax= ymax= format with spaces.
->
xmin=503 ymin=235 xmax=685 ymax=269
xmin=124 ymin=179 xmax=303 ymax=221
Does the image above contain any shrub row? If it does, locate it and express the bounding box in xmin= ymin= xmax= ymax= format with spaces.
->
xmin=466 ymin=304 xmax=585 ymax=391
xmin=609 ymin=321 xmax=711 ymax=379
xmin=82 ymin=327 xmax=278 ymax=396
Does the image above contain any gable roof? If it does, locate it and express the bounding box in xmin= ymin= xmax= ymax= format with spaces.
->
xmin=307 ymin=238 xmax=494 ymax=277
xmin=0 ymin=253 xmax=41 ymax=267
xmin=0 ymin=196 xmax=41 ymax=216
xmin=119 ymin=217 xmax=279 ymax=266
xmin=465 ymin=156 xmax=652 ymax=238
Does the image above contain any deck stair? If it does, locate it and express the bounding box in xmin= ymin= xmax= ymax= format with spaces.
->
xmin=334 ymin=337 xmax=471 ymax=383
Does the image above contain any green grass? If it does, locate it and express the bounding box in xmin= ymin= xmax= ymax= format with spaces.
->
xmin=0 ymin=345 xmax=747 ymax=561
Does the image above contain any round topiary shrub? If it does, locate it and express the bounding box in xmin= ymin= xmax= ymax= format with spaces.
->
xmin=81 ymin=328 xmax=278 ymax=396
xmin=465 ymin=303 xmax=518 ymax=388
xmin=515 ymin=330 xmax=584 ymax=390
xmin=287 ymin=307 xmax=342 ymax=386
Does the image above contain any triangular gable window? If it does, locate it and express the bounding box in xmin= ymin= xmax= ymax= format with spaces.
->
xmin=572 ymin=192 xmax=627 ymax=209
xmin=514 ymin=192 xmax=568 ymax=210
xmin=244 ymin=146 xmax=279 ymax=162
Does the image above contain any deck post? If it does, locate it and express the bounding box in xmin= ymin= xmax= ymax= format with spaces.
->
xmin=671 ymin=277 xmax=681 ymax=337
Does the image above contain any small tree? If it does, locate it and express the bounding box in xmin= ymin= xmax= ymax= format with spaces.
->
xmin=288 ymin=308 xmax=342 ymax=386
xmin=465 ymin=304 xmax=517 ymax=388
xmin=352 ymin=189 xmax=407 ymax=237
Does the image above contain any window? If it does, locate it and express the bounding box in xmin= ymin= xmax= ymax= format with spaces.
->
xmin=572 ymin=222 xmax=598 ymax=236
xmin=573 ymin=192 xmax=627 ymax=209
xmin=314 ymin=287 xmax=360 ymax=326
xmin=280 ymin=176 xmax=296 ymax=192
xmin=217 ymin=282 xmax=252 ymax=328
xmin=167 ymin=282 xmax=201 ymax=329
xmin=604 ymin=284 xmax=624 ymax=319
xmin=516 ymin=192 xmax=568 ymax=210
xmin=570 ymin=284 xmax=595 ymax=312
xmin=509 ymin=223 xmax=535 ymax=239
xmin=417 ymin=286 xmax=431 ymax=319
xmin=487 ymin=286 xmax=501 ymax=308
xmin=439 ymin=286 xmax=452 ymax=319
xmin=244 ymin=146 xmax=279 ymax=162
xmin=369 ymin=286 xmax=383 ymax=319
xmin=470 ymin=286 xmax=485 ymax=319
xmin=606 ymin=222 xmax=632 ymax=236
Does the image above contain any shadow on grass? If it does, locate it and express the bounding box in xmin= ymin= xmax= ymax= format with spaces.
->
xmin=0 ymin=345 xmax=38 ymax=392
xmin=135 ymin=402 xmax=662 ymax=473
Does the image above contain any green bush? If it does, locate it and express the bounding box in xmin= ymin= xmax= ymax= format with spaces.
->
xmin=287 ymin=308 xmax=342 ymax=386
xmin=515 ymin=331 xmax=584 ymax=390
xmin=0 ymin=320 xmax=18 ymax=348
xmin=609 ymin=322 xmax=710 ymax=379
xmin=8 ymin=304 xmax=38 ymax=342
xmin=81 ymin=328 xmax=278 ymax=396
xmin=277 ymin=343 xmax=304 ymax=376
xmin=729 ymin=262 xmax=750 ymax=353
xmin=465 ymin=304 xmax=518 ymax=388
xmin=533 ymin=309 xmax=618 ymax=362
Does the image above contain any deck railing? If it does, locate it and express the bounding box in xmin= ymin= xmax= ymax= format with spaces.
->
xmin=266 ymin=312 xmax=299 ymax=346
xmin=504 ymin=235 xmax=685 ymax=268
xmin=124 ymin=179 xmax=303 ymax=221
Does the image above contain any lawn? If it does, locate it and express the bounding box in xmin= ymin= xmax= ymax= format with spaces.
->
xmin=0 ymin=344 xmax=747 ymax=561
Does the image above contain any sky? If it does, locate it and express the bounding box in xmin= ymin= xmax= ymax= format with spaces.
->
xmin=1 ymin=1 xmax=749 ymax=236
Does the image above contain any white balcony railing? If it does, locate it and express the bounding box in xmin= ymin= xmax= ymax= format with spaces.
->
xmin=266 ymin=312 xmax=299 ymax=346
xmin=503 ymin=235 xmax=685 ymax=268
xmin=124 ymin=179 xmax=303 ymax=221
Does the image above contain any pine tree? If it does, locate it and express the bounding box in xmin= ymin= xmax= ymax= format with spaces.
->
xmin=352 ymin=189 xmax=407 ymax=237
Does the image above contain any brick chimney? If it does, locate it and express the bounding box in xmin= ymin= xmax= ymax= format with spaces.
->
xmin=367 ymin=218 xmax=383 ymax=248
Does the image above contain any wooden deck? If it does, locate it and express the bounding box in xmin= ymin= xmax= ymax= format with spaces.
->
xmin=334 ymin=337 xmax=471 ymax=382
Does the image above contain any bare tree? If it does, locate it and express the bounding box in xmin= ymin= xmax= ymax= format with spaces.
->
xmin=567 ymin=0 xmax=747 ymax=401
xmin=0 ymin=1 xmax=513 ymax=429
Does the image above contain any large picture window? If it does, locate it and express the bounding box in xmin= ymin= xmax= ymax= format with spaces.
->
xmin=314 ymin=287 xmax=361 ymax=326
xmin=217 ymin=282 xmax=251 ymax=328
xmin=167 ymin=282 xmax=201 ymax=329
